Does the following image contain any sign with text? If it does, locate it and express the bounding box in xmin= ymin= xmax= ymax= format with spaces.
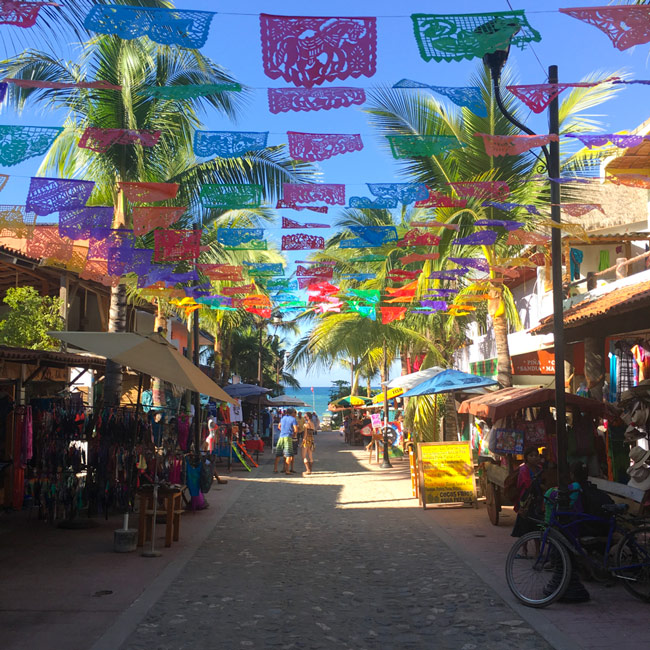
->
xmin=511 ymin=349 xmax=555 ymax=375
xmin=370 ymin=413 xmax=382 ymax=429
xmin=417 ymin=441 xmax=476 ymax=509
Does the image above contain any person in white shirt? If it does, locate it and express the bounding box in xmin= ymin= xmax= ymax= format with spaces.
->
xmin=310 ymin=412 xmax=320 ymax=435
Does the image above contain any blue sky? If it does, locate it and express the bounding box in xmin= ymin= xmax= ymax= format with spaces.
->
xmin=2 ymin=1 xmax=650 ymax=385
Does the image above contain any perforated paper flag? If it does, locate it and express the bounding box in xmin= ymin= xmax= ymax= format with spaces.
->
xmin=268 ymin=87 xmax=366 ymax=113
xmin=0 ymin=205 xmax=37 ymax=238
xmin=281 ymin=233 xmax=325 ymax=250
xmin=473 ymin=219 xmax=522 ymax=231
xmin=453 ymin=231 xmax=499 ymax=246
xmin=414 ymin=188 xmax=467 ymax=208
xmin=4 ymin=78 xmax=121 ymax=91
xmin=400 ymin=252 xmax=440 ymax=264
xmin=132 ymin=206 xmax=186 ymax=236
xmin=145 ymin=83 xmax=242 ymax=99
xmin=449 ymin=257 xmax=490 ymax=272
xmin=397 ymin=229 xmax=441 ymax=248
xmin=0 ymin=1 xmax=47 ymax=27
xmin=260 ymin=14 xmax=377 ymax=88
xmin=283 ymin=183 xmax=345 ymax=206
xmin=559 ymin=6 xmax=650 ymax=51
xmin=201 ymin=184 xmax=263 ymax=209
xmin=193 ymin=131 xmax=269 ymax=158
xmin=411 ymin=11 xmax=541 ymax=63
xmin=26 ymin=177 xmax=95 ymax=216
xmin=153 ymin=229 xmax=201 ymax=262
xmin=0 ymin=125 xmax=63 ymax=166
xmin=392 ymin=79 xmax=485 ymax=116
xmin=59 ymin=207 xmax=113 ymax=241
xmin=565 ymin=133 xmax=649 ymax=149
xmin=277 ymin=198 xmax=329 ymax=213
xmin=482 ymin=201 xmax=540 ymax=215
xmin=506 ymin=83 xmax=573 ymax=114
xmin=281 ymin=216 xmax=328 ymax=229
xmin=244 ymin=262 xmax=284 ymax=277
xmin=450 ymin=181 xmax=510 ymax=201
xmin=217 ymin=228 xmax=265 ymax=249
xmin=349 ymin=196 xmax=398 ymax=209
xmin=368 ymin=183 xmax=429 ymax=205
xmin=26 ymin=227 xmax=74 ymax=260
xmin=119 ymin=182 xmax=179 ymax=203
xmin=196 ymin=264 xmax=244 ymax=281
xmin=476 ymin=133 xmax=558 ymax=156
xmin=84 ymin=5 xmax=215 ymax=48
xmin=287 ymin=132 xmax=363 ymax=162
xmin=387 ymin=135 xmax=464 ymax=158
xmin=79 ymin=127 xmax=160 ymax=153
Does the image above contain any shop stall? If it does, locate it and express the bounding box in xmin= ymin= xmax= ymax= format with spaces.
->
xmin=458 ymin=387 xmax=615 ymax=525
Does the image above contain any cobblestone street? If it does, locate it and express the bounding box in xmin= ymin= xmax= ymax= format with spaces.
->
xmin=113 ymin=433 xmax=553 ymax=650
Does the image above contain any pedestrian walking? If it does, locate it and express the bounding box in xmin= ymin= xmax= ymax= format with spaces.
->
xmin=302 ymin=412 xmax=316 ymax=475
xmin=511 ymin=446 xmax=544 ymax=556
xmin=274 ymin=408 xmax=298 ymax=475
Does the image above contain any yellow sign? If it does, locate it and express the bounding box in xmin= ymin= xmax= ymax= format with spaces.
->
xmin=371 ymin=387 xmax=404 ymax=404
xmin=417 ymin=441 xmax=476 ymax=508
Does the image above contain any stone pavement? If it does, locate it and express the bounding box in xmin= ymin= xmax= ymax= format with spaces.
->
xmin=108 ymin=433 xmax=555 ymax=650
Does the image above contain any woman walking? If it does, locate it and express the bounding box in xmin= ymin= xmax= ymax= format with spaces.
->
xmin=302 ymin=412 xmax=316 ymax=475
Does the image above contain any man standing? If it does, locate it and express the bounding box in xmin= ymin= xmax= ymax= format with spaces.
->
xmin=311 ymin=411 xmax=320 ymax=435
xmin=274 ymin=408 xmax=298 ymax=475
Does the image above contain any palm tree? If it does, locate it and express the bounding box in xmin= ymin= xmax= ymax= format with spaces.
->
xmin=2 ymin=14 xmax=313 ymax=404
xmin=364 ymin=66 xmax=624 ymax=387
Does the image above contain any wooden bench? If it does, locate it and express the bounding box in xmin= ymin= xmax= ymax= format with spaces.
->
xmin=137 ymin=485 xmax=183 ymax=548
xmin=589 ymin=477 xmax=650 ymax=516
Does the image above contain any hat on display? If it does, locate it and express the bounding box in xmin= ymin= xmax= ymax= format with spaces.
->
xmin=631 ymin=403 xmax=650 ymax=428
xmin=628 ymin=467 xmax=650 ymax=491
xmin=624 ymin=426 xmax=646 ymax=443
xmin=627 ymin=445 xmax=650 ymax=475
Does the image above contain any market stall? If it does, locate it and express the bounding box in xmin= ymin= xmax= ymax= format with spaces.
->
xmin=458 ymin=387 xmax=615 ymax=525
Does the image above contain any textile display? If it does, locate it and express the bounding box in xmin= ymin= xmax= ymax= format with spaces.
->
xmin=476 ymin=132 xmax=558 ymax=156
xmin=415 ymin=188 xmax=467 ymax=208
xmin=287 ymin=131 xmax=363 ymax=161
xmin=281 ymin=233 xmax=325 ymax=250
xmin=559 ymin=6 xmax=650 ymax=51
xmin=58 ymin=206 xmax=113 ymax=240
xmin=0 ymin=125 xmax=63 ymax=166
xmin=381 ymin=306 xmax=407 ymax=324
xmin=260 ymin=14 xmax=377 ymax=87
xmin=387 ymin=134 xmax=464 ymax=158
xmin=482 ymin=201 xmax=540 ymax=215
xmin=400 ymin=252 xmax=440 ymax=264
xmin=367 ymin=182 xmax=429 ymax=205
xmin=26 ymin=177 xmax=95 ymax=216
xmin=193 ymin=130 xmax=269 ymax=158
xmin=392 ymin=79 xmax=486 ymax=116
xmin=3 ymin=78 xmax=122 ymax=91
xmin=84 ymin=5 xmax=215 ymax=48
xmin=281 ymin=216 xmax=328 ymax=229
xmin=450 ymin=181 xmax=510 ymax=200
xmin=153 ymin=229 xmax=201 ymax=262
xmin=244 ymin=262 xmax=284 ymax=277
xmin=267 ymin=87 xmax=366 ymax=113
xmin=119 ymin=182 xmax=179 ymax=202
xmin=411 ymin=11 xmax=541 ymax=63
xmin=0 ymin=1 xmax=47 ymax=28
xmin=452 ymin=230 xmax=499 ymax=246
xmin=348 ymin=196 xmax=398 ymax=209
xmin=144 ymin=83 xmax=242 ymax=99
xmin=0 ymin=205 xmax=37 ymax=238
xmin=283 ymin=183 xmax=345 ymax=206
xmin=78 ymin=127 xmax=160 ymax=153
xmin=200 ymin=183 xmax=263 ymax=208
xmin=473 ymin=218 xmax=522 ymax=231
xmin=397 ymin=229 xmax=441 ymax=248
xmin=132 ymin=206 xmax=186 ymax=235
xmin=216 ymin=228 xmax=266 ymax=250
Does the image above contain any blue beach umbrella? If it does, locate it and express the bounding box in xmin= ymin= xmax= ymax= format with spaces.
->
xmin=402 ymin=369 xmax=498 ymax=397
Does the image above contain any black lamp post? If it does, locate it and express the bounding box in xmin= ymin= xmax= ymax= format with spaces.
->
xmin=482 ymin=45 xmax=568 ymax=491
xmin=380 ymin=337 xmax=392 ymax=469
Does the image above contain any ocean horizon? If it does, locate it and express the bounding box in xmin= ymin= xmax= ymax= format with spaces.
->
xmin=279 ymin=386 xmax=379 ymax=420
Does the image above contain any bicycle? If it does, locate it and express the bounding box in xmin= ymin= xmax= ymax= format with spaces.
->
xmin=505 ymin=500 xmax=650 ymax=607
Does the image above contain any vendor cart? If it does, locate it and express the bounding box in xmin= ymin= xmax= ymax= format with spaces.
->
xmin=462 ymin=387 xmax=615 ymax=525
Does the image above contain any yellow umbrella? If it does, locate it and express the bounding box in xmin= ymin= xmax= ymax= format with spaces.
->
xmin=48 ymin=330 xmax=236 ymax=404
xmin=371 ymin=386 xmax=404 ymax=404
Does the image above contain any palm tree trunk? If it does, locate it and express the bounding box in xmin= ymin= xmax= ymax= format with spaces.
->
xmin=152 ymin=299 xmax=167 ymax=408
xmin=213 ymin=322 xmax=223 ymax=382
xmin=493 ymin=313 xmax=513 ymax=388
xmin=221 ymin=333 xmax=232 ymax=384
xmin=351 ymin=368 xmax=361 ymax=396
xmin=104 ymin=283 xmax=127 ymax=405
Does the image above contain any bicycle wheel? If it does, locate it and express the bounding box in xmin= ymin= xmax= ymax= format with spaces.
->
xmin=506 ymin=531 xmax=571 ymax=607
xmin=615 ymin=525 xmax=650 ymax=602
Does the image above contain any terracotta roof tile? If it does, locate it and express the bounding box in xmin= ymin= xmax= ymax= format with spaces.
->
xmin=532 ymin=279 xmax=650 ymax=334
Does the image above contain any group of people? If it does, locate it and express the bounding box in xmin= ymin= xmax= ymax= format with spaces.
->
xmin=273 ymin=409 xmax=319 ymax=476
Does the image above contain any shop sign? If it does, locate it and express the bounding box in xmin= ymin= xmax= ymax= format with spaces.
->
xmin=511 ymin=350 xmax=555 ymax=375
xmin=416 ymin=441 xmax=477 ymax=509
xmin=370 ymin=413 xmax=382 ymax=429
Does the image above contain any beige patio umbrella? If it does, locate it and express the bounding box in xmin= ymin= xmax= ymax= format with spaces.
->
xmin=48 ymin=330 xmax=236 ymax=404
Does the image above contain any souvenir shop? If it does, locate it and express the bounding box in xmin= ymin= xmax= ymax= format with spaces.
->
xmin=457 ymin=387 xmax=617 ymax=525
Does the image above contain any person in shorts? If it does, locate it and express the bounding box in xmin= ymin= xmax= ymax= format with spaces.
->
xmin=274 ymin=408 xmax=298 ymax=475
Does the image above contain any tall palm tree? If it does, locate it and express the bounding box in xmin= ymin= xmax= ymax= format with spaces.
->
xmin=364 ymin=66 xmax=624 ymax=386
xmin=2 ymin=16 xmax=313 ymax=404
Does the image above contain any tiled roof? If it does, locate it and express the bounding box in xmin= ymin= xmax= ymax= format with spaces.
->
xmin=531 ymin=279 xmax=650 ymax=334
xmin=0 ymin=345 xmax=106 ymax=370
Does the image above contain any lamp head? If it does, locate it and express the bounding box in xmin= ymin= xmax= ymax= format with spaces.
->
xmin=475 ymin=17 xmax=522 ymax=82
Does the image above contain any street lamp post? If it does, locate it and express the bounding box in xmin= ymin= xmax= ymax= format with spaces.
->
xmin=483 ymin=53 xmax=568 ymax=491
xmin=380 ymin=337 xmax=392 ymax=469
